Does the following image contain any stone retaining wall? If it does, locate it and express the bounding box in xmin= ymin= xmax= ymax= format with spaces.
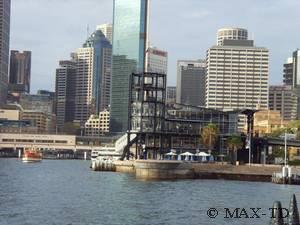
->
xmin=113 ymin=160 xmax=299 ymax=182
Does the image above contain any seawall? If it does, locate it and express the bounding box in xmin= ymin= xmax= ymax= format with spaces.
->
xmin=113 ymin=160 xmax=293 ymax=182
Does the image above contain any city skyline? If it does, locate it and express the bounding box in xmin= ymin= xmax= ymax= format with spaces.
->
xmin=11 ymin=0 xmax=300 ymax=93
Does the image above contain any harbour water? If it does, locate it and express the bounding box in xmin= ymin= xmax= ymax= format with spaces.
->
xmin=0 ymin=158 xmax=299 ymax=225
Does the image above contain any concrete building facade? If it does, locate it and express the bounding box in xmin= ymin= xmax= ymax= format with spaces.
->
xmin=22 ymin=110 xmax=48 ymax=133
xmin=55 ymin=60 xmax=76 ymax=129
xmin=248 ymin=110 xmax=288 ymax=137
xmin=166 ymin=86 xmax=176 ymax=104
xmin=292 ymin=50 xmax=300 ymax=88
xmin=0 ymin=0 xmax=11 ymax=105
xmin=9 ymin=50 xmax=31 ymax=94
xmin=74 ymin=28 xmax=112 ymax=126
xmin=84 ymin=110 xmax=110 ymax=136
xmin=217 ymin=27 xmax=248 ymax=46
xmin=176 ymin=60 xmax=206 ymax=107
xmin=20 ymin=93 xmax=55 ymax=132
xmin=146 ymin=47 xmax=168 ymax=74
xmin=206 ymin=28 xmax=269 ymax=112
xmin=283 ymin=57 xmax=293 ymax=86
xmin=0 ymin=108 xmax=21 ymax=120
xmin=74 ymin=47 xmax=93 ymax=124
xmin=283 ymin=50 xmax=300 ymax=118
xmin=269 ymin=85 xmax=297 ymax=121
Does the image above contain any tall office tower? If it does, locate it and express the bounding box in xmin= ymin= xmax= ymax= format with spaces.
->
xmin=74 ymin=28 xmax=112 ymax=125
xmin=55 ymin=60 xmax=76 ymax=129
xmin=110 ymin=0 xmax=149 ymax=133
xmin=97 ymin=24 xmax=113 ymax=44
xmin=283 ymin=57 xmax=293 ymax=86
xmin=269 ymin=85 xmax=297 ymax=121
xmin=9 ymin=50 xmax=31 ymax=94
xmin=292 ymin=50 xmax=300 ymax=88
xmin=0 ymin=0 xmax=11 ymax=106
xmin=217 ymin=27 xmax=248 ymax=46
xmin=176 ymin=60 xmax=206 ymax=107
xmin=146 ymin=47 xmax=168 ymax=74
xmin=283 ymin=50 xmax=300 ymax=118
xmin=166 ymin=86 xmax=176 ymax=104
xmin=206 ymin=28 xmax=269 ymax=127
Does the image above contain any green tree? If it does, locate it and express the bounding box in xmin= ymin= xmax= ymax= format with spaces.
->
xmin=227 ymin=135 xmax=243 ymax=165
xmin=61 ymin=122 xmax=81 ymax=135
xmin=266 ymin=120 xmax=300 ymax=138
xmin=201 ymin=123 xmax=219 ymax=153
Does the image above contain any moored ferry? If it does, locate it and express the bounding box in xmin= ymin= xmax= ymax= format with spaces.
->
xmin=22 ymin=149 xmax=42 ymax=163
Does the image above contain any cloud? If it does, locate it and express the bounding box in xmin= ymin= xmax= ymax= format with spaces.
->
xmin=10 ymin=0 xmax=300 ymax=91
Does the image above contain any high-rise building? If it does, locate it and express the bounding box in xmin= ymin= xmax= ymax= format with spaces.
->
xmin=283 ymin=57 xmax=293 ymax=86
xmin=55 ymin=60 xmax=76 ymax=129
xmin=206 ymin=28 xmax=269 ymax=112
xmin=166 ymin=86 xmax=176 ymax=104
xmin=74 ymin=28 xmax=112 ymax=125
xmin=284 ymin=50 xmax=300 ymax=118
xmin=217 ymin=27 xmax=248 ymax=46
xmin=74 ymin=47 xmax=93 ymax=125
xmin=0 ymin=0 xmax=11 ymax=105
xmin=110 ymin=0 xmax=149 ymax=133
xmin=176 ymin=60 xmax=206 ymax=107
xmin=146 ymin=47 xmax=168 ymax=74
xmin=269 ymin=85 xmax=297 ymax=121
xmin=97 ymin=24 xmax=113 ymax=44
xmin=9 ymin=50 xmax=31 ymax=94
xmin=292 ymin=50 xmax=300 ymax=88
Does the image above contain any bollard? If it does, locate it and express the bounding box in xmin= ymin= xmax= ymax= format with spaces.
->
xmin=270 ymin=201 xmax=284 ymax=225
xmin=288 ymin=194 xmax=300 ymax=225
xmin=84 ymin=152 xmax=87 ymax=160
xmin=18 ymin=149 xmax=22 ymax=158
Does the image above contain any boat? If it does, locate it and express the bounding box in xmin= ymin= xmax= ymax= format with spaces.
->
xmin=22 ymin=149 xmax=42 ymax=163
xmin=91 ymin=146 xmax=121 ymax=162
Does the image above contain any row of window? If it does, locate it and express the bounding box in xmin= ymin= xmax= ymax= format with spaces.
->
xmin=1 ymin=139 xmax=69 ymax=144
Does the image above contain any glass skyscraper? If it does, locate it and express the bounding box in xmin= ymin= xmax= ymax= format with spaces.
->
xmin=0 ymin=0 xmax=11 ymax=106
xmin=74 ymin=28 xmax=112 ymax=125
xmin=110 ymin=0 xmax=149 ymax=133
xmin=83 ymin=29 xmax=112 ymax=114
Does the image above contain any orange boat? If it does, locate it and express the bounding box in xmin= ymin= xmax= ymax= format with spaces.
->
xmin=22 ymin=149 xmax=42 ymax=163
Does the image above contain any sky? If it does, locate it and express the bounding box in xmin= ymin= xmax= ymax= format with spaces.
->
xmin=11 ymin=0 xmax=300 ymax=93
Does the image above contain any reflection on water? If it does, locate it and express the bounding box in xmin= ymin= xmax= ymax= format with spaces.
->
xmin=0 ymin=159 xmax=299 ymax=225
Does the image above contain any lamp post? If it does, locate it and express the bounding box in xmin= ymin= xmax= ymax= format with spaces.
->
xmin=248 ymin=133 xmax=251 ymax=166
xmin=284 ymin=132 xmax=287 ymax=167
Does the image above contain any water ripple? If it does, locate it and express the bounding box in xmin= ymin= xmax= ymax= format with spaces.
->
xmin=0 ymin=159 xmax=299 ymax=225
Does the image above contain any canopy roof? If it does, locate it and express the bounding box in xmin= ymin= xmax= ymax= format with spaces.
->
xmin=180 ymin=152 xmax=194 ymax=156
xmin=196 ymin=152 xmax=211 ymax=157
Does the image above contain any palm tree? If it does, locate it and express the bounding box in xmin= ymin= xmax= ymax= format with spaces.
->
xmin=201 ymin=123 xmax=219 ymax=153
xmin=227 ymin=135 xmax=243 ymax=165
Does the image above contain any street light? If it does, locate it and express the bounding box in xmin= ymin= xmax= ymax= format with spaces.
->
xmin=284 ymin=132 xmax=287 ymax=167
